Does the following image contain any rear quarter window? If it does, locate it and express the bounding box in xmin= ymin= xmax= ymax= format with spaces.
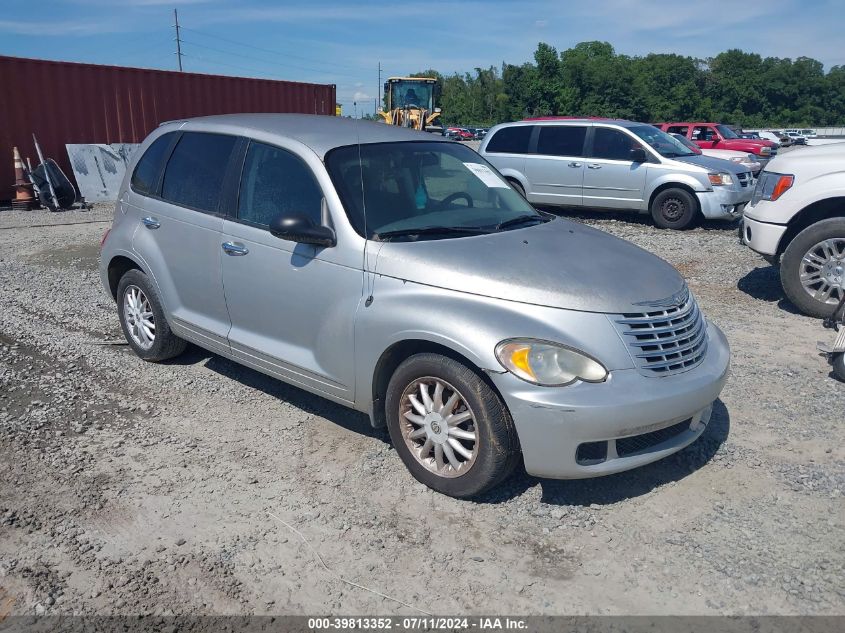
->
xmin=485 ymin=126 xmax=534 ymax=154
xmin=160 ymin=132 xmax=238 ymax=214
xmin=130 ymin=132 xmax=176 ymax=196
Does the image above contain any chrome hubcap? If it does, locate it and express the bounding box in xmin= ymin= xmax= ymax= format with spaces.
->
xmin=800 ymin=238 xmax=845 ymax=305
xmin=123 ymin=285 xmax=155 ymax=350
xmin=399 ymin=377 xmax=478 ymax=478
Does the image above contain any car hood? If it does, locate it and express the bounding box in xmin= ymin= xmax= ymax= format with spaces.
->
xmin=675 ymin=154 xmax=748 ymax=174
xmin=370 ymin=217 xmax=686 ymax=313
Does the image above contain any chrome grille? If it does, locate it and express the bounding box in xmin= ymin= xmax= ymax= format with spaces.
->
xmin=615 ymin=290 xmax=708 ymax=374
xmin=737 ymin=171 xmax=752 ymax=187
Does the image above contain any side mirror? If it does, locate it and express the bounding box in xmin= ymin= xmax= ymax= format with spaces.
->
xmin=269 ymin=213 xmax=336 ymax=247
xmin=630 ymin=147 xmax=648 ymax=163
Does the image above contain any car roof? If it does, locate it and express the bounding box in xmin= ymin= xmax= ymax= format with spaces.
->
xmin=162 ymin=113 xmax=446 ymax=158
xmin=508 ymin=117 xmax=643 ymax=128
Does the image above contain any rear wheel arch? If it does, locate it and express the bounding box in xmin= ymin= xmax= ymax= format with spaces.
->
xmin=107 ymin=256 xmax=144 ymax=300
xmin=776 ymin=197 xmax=845 ymax=256
xmin=369 ymin=339 xmax=505 ymax=428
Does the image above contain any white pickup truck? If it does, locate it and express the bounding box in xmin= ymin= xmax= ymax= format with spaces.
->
xmin=742 ymin=142 xmax=845 ymax=317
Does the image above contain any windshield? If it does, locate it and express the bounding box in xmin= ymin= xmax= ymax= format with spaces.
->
xmin=629 ymin=125 xmax=697 ymax=158
xmin=390 ymin=81 xmax=434 ymax=110
xmin=669 ymin=133 xmax=702 ymax=154
xmin=325 ymin=141 xmax=541 ymax=240
xmin=715 ymin=125 xmax=739 ymax=139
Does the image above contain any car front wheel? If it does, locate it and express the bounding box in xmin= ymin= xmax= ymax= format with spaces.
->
xmin=780 ymin=218 xmax=845 ymax=318
xmin=650 ymin=188 xmax=699 ymax=230
xmin=385 ymin=353 xmax=520 ymax=498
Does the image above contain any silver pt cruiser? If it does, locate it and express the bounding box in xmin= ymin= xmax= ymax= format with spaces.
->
xmin=100 ymin=114 xmax=730 ymax=498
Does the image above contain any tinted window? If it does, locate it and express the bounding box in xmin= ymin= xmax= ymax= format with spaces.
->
xmin=536 ymin=126 xmax=586 ymax=157
xmin=131 ymin=133 xmax=175 ymax=196
xmin=485 ymin=126 xmax=534 ymax=154
xmin=161 ymin=132 xmax=237 ymax=213
xmin=238 ymin=141 xmax=323 ymax=227
xmin=590 ymin=127 xmax=642 ymax=161
xmin=666 ymin=125 xmax=689 ymax=135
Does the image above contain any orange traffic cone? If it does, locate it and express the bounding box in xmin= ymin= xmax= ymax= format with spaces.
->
xmin=12 ymin=146 xmax=34 ymax=211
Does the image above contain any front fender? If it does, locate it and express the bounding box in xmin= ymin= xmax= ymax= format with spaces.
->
xmin=352 ymin=275 xmax=633 ymax=415
xmin=645 ymin=170 xmax=710 ymax=201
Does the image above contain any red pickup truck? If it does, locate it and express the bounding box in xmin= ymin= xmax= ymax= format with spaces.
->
xmin=655 ymin=122 xmax=778 ymax=166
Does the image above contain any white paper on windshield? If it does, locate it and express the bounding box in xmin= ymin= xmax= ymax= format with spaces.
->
xmin=463 ymin=162 xmax=508 ymax=188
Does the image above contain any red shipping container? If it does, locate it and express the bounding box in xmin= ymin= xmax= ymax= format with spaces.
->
xmin=0 ymin=55 xmax=336 ymax=202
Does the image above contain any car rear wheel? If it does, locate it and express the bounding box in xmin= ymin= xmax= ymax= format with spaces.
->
xmin=650 ymin=188 xmax=699 ymax=230
xmin=117 ymin=269 xmax=187 ymax=362
xmin=385 ymin=353 xmax=520 ymax=498
xmin=781 ymin=218 xmax=845 ymax=318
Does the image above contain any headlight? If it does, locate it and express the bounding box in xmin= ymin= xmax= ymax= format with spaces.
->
xmin=751 ymin=171 xmax=794 ymax=205
xmin=758 ymin=146 xmax=772 ymax=155
xmin=708 ymin=172 xmax=733 ymax=186
xmin=495 ymin=339 xmax=608 ymax=386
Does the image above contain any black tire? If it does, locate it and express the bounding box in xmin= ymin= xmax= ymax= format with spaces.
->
xmin=116 ymin=269 xmax=187 ymax=362
xmin=780 ymin=218 xmax=845 ymax=318
xmin=832 ymin=354 xmax=845 ymax=382
xmin=507 ymin=178 xmax=526 ymax=198
xmin=650 ymin=187 xmax=699 ymax=230
xmin=384 ymin=353 xmax=520 ymax=498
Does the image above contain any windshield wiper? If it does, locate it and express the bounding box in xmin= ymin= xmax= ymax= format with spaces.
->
xmin=495 ymin=214 xmax=547 ymax=231
xmin=374 ymin=225 xmax=489 ymax=241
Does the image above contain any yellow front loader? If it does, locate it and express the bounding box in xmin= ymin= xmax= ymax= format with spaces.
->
xmin=377 ymin=77 xmax=443 ymax=132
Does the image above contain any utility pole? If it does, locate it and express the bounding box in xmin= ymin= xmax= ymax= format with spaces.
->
xmin=174 ymin=8 xmax=183 ymax=72
xmin=377 ymin=61 xmax=382 ymax=114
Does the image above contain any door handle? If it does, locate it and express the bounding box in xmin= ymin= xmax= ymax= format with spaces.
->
xmin=222 ymin=241 xmax=249 ymax=256
xmin=141 ymin=217 xmax=160 ymax=229
xmin=568 ymin=162 xmax=582 ymax=168
xmin=587 ymin=164 xmax=603 ymax=169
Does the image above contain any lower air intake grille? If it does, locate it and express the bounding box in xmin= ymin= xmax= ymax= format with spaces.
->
xmin=615 ymin=418 xmax=692 ymax=457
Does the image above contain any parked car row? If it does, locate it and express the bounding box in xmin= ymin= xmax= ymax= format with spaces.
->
xmin=480 ymin=118 xmax=755 ymax=229
xmin=443 ymin=126 xmax=488 ymax=140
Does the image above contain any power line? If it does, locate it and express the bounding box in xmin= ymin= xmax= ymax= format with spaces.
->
xmin=180 ymin=38 xmax=344 ymax=77
xmin=179 ymin=25 xmax=387 ymax=74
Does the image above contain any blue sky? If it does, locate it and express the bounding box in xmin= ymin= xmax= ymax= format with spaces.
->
xmin=1 ymin=0 xmax=843 ymax=115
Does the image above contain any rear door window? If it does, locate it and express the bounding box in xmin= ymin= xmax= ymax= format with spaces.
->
xmin=237 ymin=141 xmax=323 ymax=228
xmin=590 ymin=127 xmax=642 ymax=161
xmin=536 ymin=126 xmax=587 ymax=157
xmin=131 ymin=132 xmax=175 ymax=196
xmin=161 ymin=132 xmax=238 ymax=214
xmin=485 ymin=126 xmax=534 ymax=154
xmin=666 ymin=125 xmax=689 ymax=135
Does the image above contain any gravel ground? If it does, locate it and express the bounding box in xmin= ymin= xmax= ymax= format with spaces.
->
xmin=0 ymin=201 xmax=842 ymax=617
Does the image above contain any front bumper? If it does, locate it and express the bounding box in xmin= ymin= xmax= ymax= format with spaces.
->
xmin=696 ymin=185 xmax=753 ymax=220
xmin=490 ymin=321 xmax=730 ymax=479
xmin=741 ymin=213 xmax=788 ymax=257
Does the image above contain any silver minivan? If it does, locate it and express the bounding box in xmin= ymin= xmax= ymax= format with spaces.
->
xmin=100 ymin=114 xmax=730 ymax=498
xmin=479 ymin=119 xmax=753 ymax=229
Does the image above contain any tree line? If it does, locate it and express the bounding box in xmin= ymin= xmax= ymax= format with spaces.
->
xmin=411 ymin=41 xmax=845 ymax=128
